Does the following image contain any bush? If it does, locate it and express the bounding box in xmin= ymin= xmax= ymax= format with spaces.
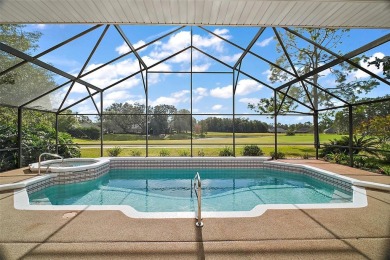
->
xmin=179 ymin=150 xmax=190 ymax=157
xmin=197 ymin=149 xmax=205 ymax=157
xmin=159 ymin=149 xmax=170 ymax=157
xmin=130 ymin=150 xmax=141 ymax=157
xmin=324 ymin=152 xmax=348 ymax=164
xmin=242 ymin=145 xmax=263 ymax=156
xmin=107 ymin=146 xmax=122 ymax=157
xmin=67 ymin=126 xmax=100 ymax=140
xmin=270 ymin=151 xmax=286 ymax=159
xmin=379 ymin=166 xmax=390 ymax=175
xmin=302 ymin=153 xmax=310 ymax=159
xmin=380 ymin=143 xmax=390 ymax=163
xmin=286 ymin=130 xmax=295 ymax=136
xmin=219 ymin=146 xmax=233 ymax=156
xmin=320 ymin=135 xmax=380 ymax=157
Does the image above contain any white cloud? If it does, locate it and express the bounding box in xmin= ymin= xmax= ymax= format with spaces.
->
xmin=262 ymin=69 xmax=272 ymax=82
xmin=219 ymin=53 xmax=242 ymax=63
xmin=149 ymin=90 xmax=190 ymax=106
xmin=193 ymin=87 xmax=208 ymax=102
xmin=210 ymin=79 xmax=263 ymax=99
xmin=353 ymin=52 xmax=384 ymax=79
xmin=256 ymin=36 xmax=273 ymax=47
xmin=82 ymin=58 xmax=144 ymax=89
xmin=236 ymin=79 xmax=263 ymax=95
xmin=210 ymin=85 xmax=232 ymax=98
xmin=212 ymin=104 xmax=223 ymax=110
xmin=296 ymin=116 xmax=304 ymax=121
xmin=239 ymin=98 xmax=259 ymax=104
xmin=193 ymin=63 xmax=211 ymax=72
xmin=193 ymin=29 xmax=231 ymax=53
xmin=115 ymin=40 xmax=147 ymax=55
xmin=194 ymin=87 xmax=208 ymax=96
xmin=70 ymin=83 xmax=89 ymax=94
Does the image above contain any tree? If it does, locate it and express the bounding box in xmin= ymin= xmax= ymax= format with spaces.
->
xmin=58 ymin=110 xmax=80 ymax=132
xmin=149 ymin=104 xmax=177 ymax=135
xmin=0 ymin=25 xmax=56 ymax=107
xmin=358 ymin=115 xmax=390 ymax=142
xmin=0 ymin=25 xmax=80 ymax=172
xmin=368 ymin=56 xmax=390 ymax=79
xmin=332 ymin=96 xmax=390 ymax=134
xmin=249 ymin=28 xmax=379 ymax=113
xmin=172 ymin=109 xmax=191 ymax=133
xmin=103 ymin=102 xmax=146 ymax=134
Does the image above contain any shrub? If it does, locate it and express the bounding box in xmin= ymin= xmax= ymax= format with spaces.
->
xmin=159 ymin=149 xmax=170 ymax=157
xmin=219 ymin=146 xmax=233 ymax=156
xmin=67 ymin=126 xmax=100 ymax=140
xmin=380 ymin=143 xmax=390 ymax=163
xmin=242 ymin=145 xmax=263 ymax=156
xmin=302 ymin=153 xmax=310 ymax=159
xmin=320 ymin=135 xmax=380 ymax=157
xmin=286 ymin=130 xmax=295 ymax=136
xmin=379 ymin=166 xmax=390 ymax=176
xmin=270 ymin=151 xmax=286 ymax=159
xmin=179 ymin=150 xmax=190 ymax=157
xmin=107 ymin=146 xmax=122 ymax=157
xmin=130 ymin=150 xmax=141 ymax=157
xmin=354 ymin=155 xmax=368 ymax=168
xmin=324 ymin=152 xmax=348 ymax=164
xmin=197 ymin=149 xmax=205 ymax=157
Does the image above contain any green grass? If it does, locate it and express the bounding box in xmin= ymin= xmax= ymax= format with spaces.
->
xmin=74 ymin=132 xmax=345 ymax=145
xmin=77 ymin=132 xmax=343 ymax=158
xmin=80 ymin=145 xmax=317 ymax=158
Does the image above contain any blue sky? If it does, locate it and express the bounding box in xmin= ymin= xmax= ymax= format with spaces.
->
xmin=23 ymin=24 xmax=390 ymax=124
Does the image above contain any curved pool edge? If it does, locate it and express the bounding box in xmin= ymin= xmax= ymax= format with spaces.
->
xmin=13 ymin=185 xmax=367 ymax=219
xmin=29 ymin=158 xmax=110 ymax=173
xmin=9 ymin=158 xmax=389 ymax=218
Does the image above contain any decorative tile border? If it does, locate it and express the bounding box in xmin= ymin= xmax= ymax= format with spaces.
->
xmin=263 ymin=161 xmax=353 ymax=193
xmin=109 ymin=157 xmax=269 ymax=169
xmin=26 ymin=161 xmax=110 ymax=195
xmin=25 ymin=158 xmax=357 ymax=195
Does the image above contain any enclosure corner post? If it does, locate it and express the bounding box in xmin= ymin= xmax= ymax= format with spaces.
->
xmin=273 ymin=91 xmax=278 ymax=160
xmin=55 ymin=113 xmax=59 ymax=154
xmin=314 ymin=110 xmax=319 ymax=160
xmin=17 ymin=107 xmax=22 ymax=168
xmin=100 ymin=91 xmax=104 ymax=157
xmin=348 ymin=105 xmax=353 ymax=167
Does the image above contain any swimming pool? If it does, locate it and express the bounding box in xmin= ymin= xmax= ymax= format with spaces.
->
xmin=28 ymin=168 xmax=353 ymax=212
xmin=14 ymin=158 xmax=370 ymax=218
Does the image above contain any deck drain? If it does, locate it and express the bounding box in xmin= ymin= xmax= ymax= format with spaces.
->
xmin=62 ymin=212 xmax=78 ymax=219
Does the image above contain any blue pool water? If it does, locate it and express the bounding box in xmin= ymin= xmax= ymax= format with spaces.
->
xmin=29 ymin=168 xmax=353 ymax=212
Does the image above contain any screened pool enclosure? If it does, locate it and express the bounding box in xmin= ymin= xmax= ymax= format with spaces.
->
xmin=1 ymin=17 xmax=389 ymax=171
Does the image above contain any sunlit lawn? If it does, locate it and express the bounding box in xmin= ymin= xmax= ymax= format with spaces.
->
xmin=80 ymin=145 xmax=318 ymax=158
xmin=78 ymin=132 xmax=345 ymax=158
xmin=75 ymin=133 xmax=344 ymax=145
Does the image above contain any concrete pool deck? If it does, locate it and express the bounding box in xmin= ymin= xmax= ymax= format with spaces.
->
xmin=0 ymin=159 xmax=389 ymax=259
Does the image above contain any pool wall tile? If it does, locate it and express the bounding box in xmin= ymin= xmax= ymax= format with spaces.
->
xmin=26 ymin=158 xmax=352 ymax=195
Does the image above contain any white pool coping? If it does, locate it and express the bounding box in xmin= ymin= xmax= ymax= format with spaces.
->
xmin=12 ymin=158 xmax=388 ymax=218
xmin=29 ymin=158 xmax=109 ymax=173
xmin=13 ymin=184 xmax=368 ymax=218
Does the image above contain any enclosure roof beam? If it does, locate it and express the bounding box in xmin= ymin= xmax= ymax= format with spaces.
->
xmin=0 ymin=43 xmax=101 ymax=92
xmin=233 ymin=27 xmax=265 ymax=69
xmin=284 ymin=27 xmax=390 ymax=86
xmin=0 ymin=25 xmax=102 ymax=78
xmin=114 ymin=25 xmax=148 ymax=69
xmin=276 ymin=32 xmax=390 ymax=91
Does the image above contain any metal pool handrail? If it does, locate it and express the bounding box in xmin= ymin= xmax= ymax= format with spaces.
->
xmin=38 ymin=153 xmax=63 ymax=175
xmin=193 ymin=172 xmax=203 ymax=227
